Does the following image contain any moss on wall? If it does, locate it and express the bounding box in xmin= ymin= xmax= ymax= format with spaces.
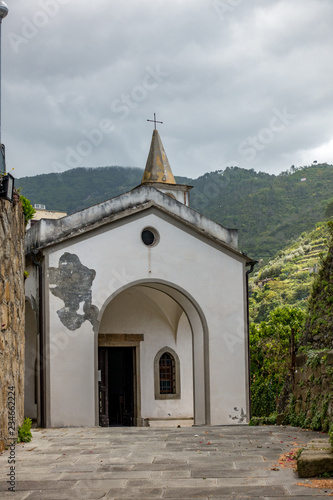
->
xmin=284 ymin=351 xmax=333 ymax=431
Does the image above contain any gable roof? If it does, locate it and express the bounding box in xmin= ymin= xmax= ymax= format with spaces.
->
xmin=25 ymin=185 xmax=251 ymax=262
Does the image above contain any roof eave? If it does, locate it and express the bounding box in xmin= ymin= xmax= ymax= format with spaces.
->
xmin=25 ymin=185 xmax=251 ymax=262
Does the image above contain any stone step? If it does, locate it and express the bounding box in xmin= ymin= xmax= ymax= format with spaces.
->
xmin=298 ymin=437 xmax=333 ymax=478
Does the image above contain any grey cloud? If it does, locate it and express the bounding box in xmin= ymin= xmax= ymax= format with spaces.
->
xmin=2 ymin=0 xmax=333 ymax=180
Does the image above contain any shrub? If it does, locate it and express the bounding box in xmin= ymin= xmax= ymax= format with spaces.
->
xmin=20 ymin=195 xmax=36 ymax=225
xmin=249 ymin=413 xmax=277 ymax=426
xmin=17 ymin=417 xmax=32 ymax=443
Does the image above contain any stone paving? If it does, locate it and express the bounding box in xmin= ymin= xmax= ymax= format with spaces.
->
xmin=0 ymin=425 xmax=332 ymax=499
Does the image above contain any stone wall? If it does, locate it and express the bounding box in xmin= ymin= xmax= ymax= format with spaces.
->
xmin=292 ymin=351 xmax=333 ymax=430
xmin=0 ymin=194 xmax=25 ymax=452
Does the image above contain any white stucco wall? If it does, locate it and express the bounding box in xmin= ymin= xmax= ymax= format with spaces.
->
xmin=157 ymin=187 xmax=190 ymax=206
xmin=48 ymin=311 xmax=95 ymax=427
xmin=38 ymin=207 xmax=248 ymax=427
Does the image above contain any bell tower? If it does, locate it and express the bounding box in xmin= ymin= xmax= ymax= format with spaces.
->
xmin=141 ymin=114 xmax=192 ymax=206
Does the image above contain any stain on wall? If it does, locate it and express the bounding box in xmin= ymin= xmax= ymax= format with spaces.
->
xmin=229 ymin=407 xmax=247 ymax=423
xmin=48 ymin=253 xmax=99 ymax=331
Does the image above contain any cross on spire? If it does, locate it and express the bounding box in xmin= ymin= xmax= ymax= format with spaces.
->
xmin=147 ymin=113 xmax=163 ymax=130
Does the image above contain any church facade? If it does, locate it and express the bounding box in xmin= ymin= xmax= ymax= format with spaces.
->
xmin=24 ymin=129 xmax=253 ymax=428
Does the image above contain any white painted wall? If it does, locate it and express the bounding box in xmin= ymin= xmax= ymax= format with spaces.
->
xmin=157 ymin=187 xmax=190 ymax=206
xmin=40 ymin=208 xmax=248 ymax=426
xmin=46 ymin=286 xmax=96 ymax=427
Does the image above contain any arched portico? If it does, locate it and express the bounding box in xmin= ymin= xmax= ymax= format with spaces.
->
xmin=96 ymin=279 xmax=210 ymax=427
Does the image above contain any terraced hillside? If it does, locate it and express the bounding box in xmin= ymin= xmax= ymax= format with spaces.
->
xmin=249 ymin=222 xmax=330 ymax=323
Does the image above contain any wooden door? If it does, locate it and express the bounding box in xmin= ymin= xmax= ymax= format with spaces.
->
xmin=108 ymin=347 xmax=135 ymax=426
xmin=98 ymin=347 xmax=109 ymax=427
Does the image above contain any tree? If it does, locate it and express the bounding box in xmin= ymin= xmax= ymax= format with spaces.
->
xmin=250 ymin=306 xmax=305 ymax=416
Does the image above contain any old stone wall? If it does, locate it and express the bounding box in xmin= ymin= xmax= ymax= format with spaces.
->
xmin=292 ymin=351 xmax=333 ymax=430
xmin=0 ymin=194 xmax=25 ymax=452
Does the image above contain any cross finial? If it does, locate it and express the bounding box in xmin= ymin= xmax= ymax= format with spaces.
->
xmin=147 ymin=113 xmax=163 ymax=130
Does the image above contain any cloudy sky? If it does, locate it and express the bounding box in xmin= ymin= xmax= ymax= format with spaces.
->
xmin=2 ymin=0 xmax=333 ymax=180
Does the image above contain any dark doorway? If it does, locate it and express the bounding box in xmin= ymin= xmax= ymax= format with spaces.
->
xmin=98 ymin=347 xmax=135 ymax=427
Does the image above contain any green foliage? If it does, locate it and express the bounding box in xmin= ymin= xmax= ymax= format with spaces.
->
xmin=306 ymin=350 xmax=322 ymax=368
xmin=17 ymin=417 xmax=32 ymax=443
xmin=284 ymin=393 xmax=333 ymax=432
xmin=20 ymin=195 xmax=36 ymax=225
xmin=249 ymin=413 xmax=277 ymax=426
xmin=325 ymin=199 xmax=333 ymax=220
xmin=16 ymin=163 xmax=333 ymax=261
xmin=249 ymin=223 xmax=329 ymax=323
xmin=318 ymin=472 xmax=333 ymax=478
xmin=301 ymin=221 xmax=333 ymax=349
xmin=250 ymin=379 xmax=278 ymax=417
xmin=250 ymin=306 xmax=305 ymax=417
xmin=326 ymin=365 xmax=333 ymax=377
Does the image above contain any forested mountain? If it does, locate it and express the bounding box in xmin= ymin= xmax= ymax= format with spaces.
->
xmin=17 ymin=166 xmax=144 ymax=215
xmin=17 ymin=163 xmax=333 ymax=261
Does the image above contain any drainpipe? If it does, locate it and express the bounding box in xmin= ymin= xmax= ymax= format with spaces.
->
xmin=246 ymin=260 xmax=258 ymax=421
xmin=31 ymin=250 xmax=45 ymax=428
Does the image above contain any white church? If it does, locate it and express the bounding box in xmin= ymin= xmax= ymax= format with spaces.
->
xmin=24 ymin=126 xmax=253 ymax=428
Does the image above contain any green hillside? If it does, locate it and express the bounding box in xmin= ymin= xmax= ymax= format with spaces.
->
xmin=249 ymin=220 xmax=333 ymax=427
xmin=16 ymin=163 xmax=333 ymax=261
xmin=16 ymin=166 xmax=144 ymax=215
xmin=190 ymin=164 xmax=333 ymax=260
xmin=249 ymin=222 xmax=330 ymax=323
xmin=301 ymin=221 xmax=333 ymax=350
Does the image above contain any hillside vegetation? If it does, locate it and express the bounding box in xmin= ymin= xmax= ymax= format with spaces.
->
xmin=248 ymin=221 xmax=329 ymax=417
xmin=17 ymin=163 xmax=333 ymax=261
xmin=301 ymin=220 xmax=333 ymax=350
xmin=249 ymin=222 xmax=330 ymax=323
xmin=249 ymin=220 xmax=333 ymax=431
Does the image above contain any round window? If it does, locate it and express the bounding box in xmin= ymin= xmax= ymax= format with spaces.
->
xmin=141 ymin=227 xmax=159 ymax=247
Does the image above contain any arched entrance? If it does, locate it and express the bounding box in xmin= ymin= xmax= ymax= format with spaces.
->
xmin=96 ymin=280 xmax=209 ymax=427
xmin=24 ymin=300 xmax=38 ymax=422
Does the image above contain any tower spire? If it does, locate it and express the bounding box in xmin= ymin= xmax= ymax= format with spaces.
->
xmin=141 ymin=125 xmax=176 ymax=185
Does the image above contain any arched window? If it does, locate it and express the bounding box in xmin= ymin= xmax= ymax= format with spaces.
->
xmin=159 ymin=352 xmax=175 ymax=394
xmin=154 ymin=347 xmax=181 ymax=399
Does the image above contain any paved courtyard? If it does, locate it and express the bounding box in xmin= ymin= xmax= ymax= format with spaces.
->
xmin=0 ymin=425 xmax=332 ymax=499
